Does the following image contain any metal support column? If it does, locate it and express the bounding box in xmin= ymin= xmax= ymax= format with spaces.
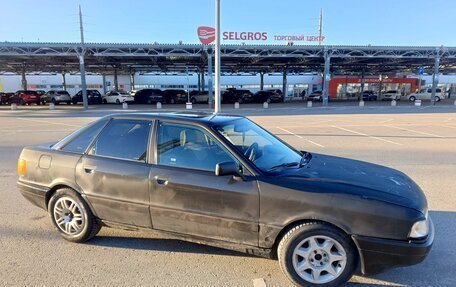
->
xmin=282 ymin=67 xmax=287 ymax=99
xmin=114 ymin=67 xmax=119 ymax=91
xmin=79 ymin=54 xmax=88 ymax=110
xmin=102 ymin=74 xmax=107 ymax=95
xmin=360 ymin=69 xmax=365 ymax=99
xmin=431 ymin=56 xmax=440 ymax=105
xmin=201 ymin=70 xmax=205 ymax=92
xmin=62 ymin=72 xmax=67 ymax=91
xmin=322 ymin=51 xmax=331 ymax=106
xmin=214 ymin=0 xmax=221 ymax=113
xmin=260 ymin=71 xmax=264 ymax=90
xmin=130 ymin=72 xmax=135 ymax=91
xmin=21 ymin=65 xmax=27 ymax=90
xmin=197 ymin=72 xmax=201 ymax=92
xmin=207 ymin=49 xmax=213 ymax=107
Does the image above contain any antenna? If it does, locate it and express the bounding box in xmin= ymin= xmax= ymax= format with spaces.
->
xmin=318 ymin=8 xmax=323 ymax=46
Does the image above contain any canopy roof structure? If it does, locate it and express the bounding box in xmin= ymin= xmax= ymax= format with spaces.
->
xmin=1 ymin=42 xmax=456 ymax=75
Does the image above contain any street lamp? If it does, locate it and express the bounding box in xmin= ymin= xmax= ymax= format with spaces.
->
xmin=214 ymin=0 xmax=221 ymax=113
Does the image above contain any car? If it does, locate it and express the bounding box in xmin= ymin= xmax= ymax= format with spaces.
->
xmin=162 ymin=89 xmax=188 ymax=104
xmin=41 ymin=90 xmax=72 ymax=105
xmin=134 ymin=89 xmax=163 ymax=104
xmin=72 ymin=89 xmax=103 ymax=105
xmin=252 ymin=90 xmax=283 ymax=103
xmin=305 ymin=91 xmax=323 ymax=102
xmin=0 ymin=92 xmax=14 ymax=105
xmin=9 ymin=90 xmax=41 ymax=105
xmin=189 ymin=90 xmax=217 ymax=104
xmin=408 ymin=88 xmax=444 ymax=102
xmin=35 ymin=90 xmax=46 ymax=97
xmin=129 ymin=90 xmax=137 ymax=96
xmin=102 ymin=90 xmax=135 ymax=104
xmin=17 ymin=112 xmax=433 ymax=287
xmin=380 ymin=90 xmax=401 ymax=101
xmin=361 ymin=90 xmax=378 ymax=101
xmin=222 ymin=88 xmax=254 ymax=103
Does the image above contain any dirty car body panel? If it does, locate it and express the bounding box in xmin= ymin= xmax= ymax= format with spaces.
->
xmin=17 ymin=112 xmax=433 ymax=276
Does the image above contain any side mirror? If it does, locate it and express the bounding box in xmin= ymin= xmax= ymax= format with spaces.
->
xmin=215 ymin=161 xmax=240 ymax=177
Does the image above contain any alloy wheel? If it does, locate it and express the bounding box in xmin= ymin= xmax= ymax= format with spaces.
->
xmin=292 ymin=235 xmax=347 ymax=284
xmin=53 ymin=197 xmax=85 ymax=235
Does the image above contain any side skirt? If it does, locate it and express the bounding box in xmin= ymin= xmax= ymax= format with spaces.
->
xmin=100 ymin=220 xmax=274 ymax=259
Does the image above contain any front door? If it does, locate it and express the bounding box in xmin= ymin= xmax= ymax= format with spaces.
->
xmin=76 ymin=118 xmax=153 ymax=228
xmin=149 ymin=121 xmax=259 ymax=246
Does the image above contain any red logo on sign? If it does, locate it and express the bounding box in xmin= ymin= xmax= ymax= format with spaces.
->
xmin=198 ymin=26 xmax=215 ymax=45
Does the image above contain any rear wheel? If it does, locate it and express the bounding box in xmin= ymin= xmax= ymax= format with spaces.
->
xmin=191 ymin=97 xmax=197 ymax=104
xmin=116 ymin=99 xmax=120 ymax=104
xmin=20 ymin=99 xmax=25 ymax=105
xmin=48 ymin=188 xmax=101 ymax=243
xmin=278 ymin=222 xmax=357 ymax=287
xmin=435 ymin=96 xmax=441 ymax=102
xmin=409 ymin=96 xmax=416 ymax=102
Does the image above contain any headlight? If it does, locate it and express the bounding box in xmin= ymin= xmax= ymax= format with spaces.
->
xmin=409 ymin=213 xmax=429 ymax=239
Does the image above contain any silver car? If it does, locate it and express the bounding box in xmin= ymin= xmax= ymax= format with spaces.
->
xmin=41 ymin=90 xmax=72 ymax=105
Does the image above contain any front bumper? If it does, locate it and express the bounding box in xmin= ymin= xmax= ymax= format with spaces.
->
xmin=353 ymin=218 xmax=434 ymax=275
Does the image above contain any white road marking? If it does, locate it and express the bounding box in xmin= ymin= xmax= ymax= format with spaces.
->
xmin=16 ymin=117 xmax=82 ymax=128
xmin=379 ymin=118 xmax=394 ymax=124
xmin=253 ymin=278 xmax=267 ymax=287
xmin=384 ymin=125 xmax=445 ymax=138
xmin=277 ymin=127 xmax=325 ymax=148
xmin=332 ymin=125 xmax=403 ymax=146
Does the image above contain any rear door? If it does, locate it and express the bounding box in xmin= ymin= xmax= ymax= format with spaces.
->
xmin=76 ymin=118 xmax=153 ymax=228
xmin=149 ymin=121 xmax=260 ymax=246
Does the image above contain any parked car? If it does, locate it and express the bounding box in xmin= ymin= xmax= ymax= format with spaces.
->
xmin=35 ymin=90 xmax=46 ymax=97
xmin=380 ymin=90 xmax=401 ymax=101
xmin=17 ymin=112 xmax=433 ymax=287
xmin=0 ymin=92 xmax=14 ymax=105
xmin=9 ymin=90 xmax=41 ymax=105
xmin=408 ymin=88 xmax=444 ymax=102
xmin=162 ymin=89 xmax=188 ymax=104
xmin=72 ymin=90 xmax=103 ymax=105
xmin=41 ymin=90 xmax=72 ymax=105
xmin=305 ymin=91 xmax=323 ymax=101
xmin=134 ymin=89 xmax=163 ymax=104
xmin=361 ymin=90 xmax=378 ymax=101
xmin=129 ymin=90 xmax=137 ymax=96
xmin=189 ymin=90 xmax=216 ymax=104
xmin=252 ymin=90 xmax=283 ymax=103
xmin=103 ymin=90 xmax=134 ymax=104
xmin=222 ymin=88 xmax=254 ymax=103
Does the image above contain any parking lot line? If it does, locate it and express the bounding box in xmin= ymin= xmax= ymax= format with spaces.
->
xmin=276 ymin=127 xmax=325 ymax=148
xmin=253 ymin=278 xmax=267 ymax=287
xmin=332 ymin=125 xmax=403 ymax=146
xmin=384 ymin=125 xmax=445 ymax=138
xmin=16 ymin=117 xmax=81 ymax=128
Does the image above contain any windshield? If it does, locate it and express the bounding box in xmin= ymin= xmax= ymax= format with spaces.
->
xmin=214 ymin=118 xmax=303 ymax=172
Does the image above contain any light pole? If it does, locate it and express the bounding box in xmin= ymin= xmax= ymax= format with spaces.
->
xmin=214 ymin=0 xmax=221 ymax=113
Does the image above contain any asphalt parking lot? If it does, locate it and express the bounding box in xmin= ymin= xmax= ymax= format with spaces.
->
xmin=1 ymin=102 xmax=455 ymax=286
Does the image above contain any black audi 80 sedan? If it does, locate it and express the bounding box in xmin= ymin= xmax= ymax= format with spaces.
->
xmin=17 ymin=112 xmax=433 ymax=287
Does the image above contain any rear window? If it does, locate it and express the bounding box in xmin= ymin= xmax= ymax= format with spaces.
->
xmin=60 ymin=119 xmax=109 ymax=154
xmin=57 ymin=91 xmax=70 ymax=95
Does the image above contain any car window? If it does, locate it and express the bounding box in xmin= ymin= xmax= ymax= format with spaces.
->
xmin=157 ymin=122 xmax=236 ymax=171
xmin=61 ymin=119 xmax=110 ymax=153
xmin=436 ymin=88 xmax=441 ymax=93
xmin=89 ymin=119 xmax=151 ymax=162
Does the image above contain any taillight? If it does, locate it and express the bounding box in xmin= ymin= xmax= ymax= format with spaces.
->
xmin=17 ymin=159 xmax=26 ymax=176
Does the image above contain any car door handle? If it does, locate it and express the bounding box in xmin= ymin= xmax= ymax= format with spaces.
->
xmin=155 ymin=177 xmax=168 ymax=186
xmin=83 ymin=165 xmax=96 ymax=174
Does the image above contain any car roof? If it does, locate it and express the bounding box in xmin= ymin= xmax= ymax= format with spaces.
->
xmin=107 ymin=111 xmax=245 ymax=125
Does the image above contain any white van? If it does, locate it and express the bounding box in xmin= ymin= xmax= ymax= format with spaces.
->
xmin=408 ymin=88 xmax=445 ymax=102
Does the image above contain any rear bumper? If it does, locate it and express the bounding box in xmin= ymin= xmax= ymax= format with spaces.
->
xmin=353 ymin=218 xmax=434 ymax=275
xmin=17 ymin=180 xmax=48 ymax=210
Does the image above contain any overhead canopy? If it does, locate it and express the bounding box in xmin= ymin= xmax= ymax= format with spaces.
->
xmin=0 ymin=42 xmax=455 ymax=75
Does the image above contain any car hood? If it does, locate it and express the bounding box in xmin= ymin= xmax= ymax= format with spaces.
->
xmin=279 ymin=153 xmax=427 ymax=213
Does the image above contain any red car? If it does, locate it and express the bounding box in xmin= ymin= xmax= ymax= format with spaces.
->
xmin=9 ymin=90 xmax=41 ymax=105
xmin=0 ymin=92 xmax=14 ymax=104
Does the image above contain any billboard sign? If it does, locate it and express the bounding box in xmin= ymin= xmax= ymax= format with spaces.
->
xmin=197 ymin=26 xmax=324 ymax=45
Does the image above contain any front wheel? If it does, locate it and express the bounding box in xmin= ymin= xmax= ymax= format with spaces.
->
xmin=278 ymin=222 xmax=357 ymax=287
xmin=435 ymin=96 xmax=441 ymax=102
xmin=409 ymin=96 xmax=416 ymax=102
xmin=48 ymin=188 xmax=101 ymax=243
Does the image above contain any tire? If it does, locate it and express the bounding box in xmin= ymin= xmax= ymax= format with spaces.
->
xmin=20 ymin=99 xmax=25 ymax=105
xmin=72 ymin=99 xmax=78 ymax=105
xmin=37 ymin=101 xmax=41 ymax=106
xmin=277 ymin=222 xmax=357 ymax=287
xmin=409 ymin=96 xmax=416 ymax=102
xmin=103 ymin=99 xmax=107 ymax=104
xmin=191 ymin=97 xmax=197 ymax=104
xmin=67 ymin=101 xmax=71 ymax=105
xmin=116 ymin=99 xmax=120 ymax=104
xmin=48 ymin=188 xmax=101 ymax=243
xmin=170 ymin=98 xmax=176 ymax=104
xmin=435 ymin=96 xmax=441 ymax=102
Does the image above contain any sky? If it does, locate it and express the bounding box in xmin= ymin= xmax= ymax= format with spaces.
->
xmin=1 ymin=0 xmax=455 ymax=46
